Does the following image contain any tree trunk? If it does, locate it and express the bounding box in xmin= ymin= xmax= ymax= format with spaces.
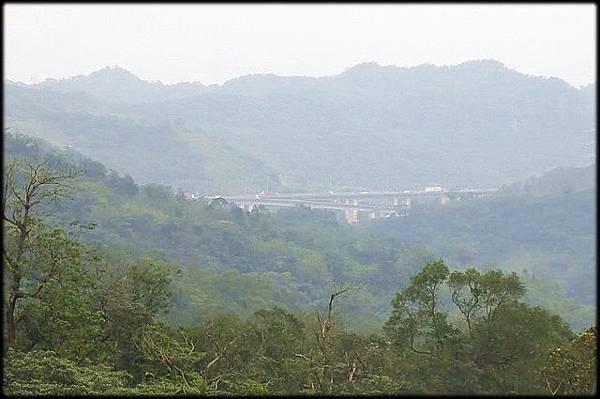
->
xmin=6 ymin=294 xmax=17 ymax=348
xmin=5 ymin=209 xmax=29 ymax=349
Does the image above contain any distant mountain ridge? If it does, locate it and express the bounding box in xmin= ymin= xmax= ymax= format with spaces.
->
xmin=32 ymin=66 xmax=209 ymax=104
xmin=4 ymin=60 xmax=596 ymax=193
xmin=14 ymin=60 xmax=592 ymax=104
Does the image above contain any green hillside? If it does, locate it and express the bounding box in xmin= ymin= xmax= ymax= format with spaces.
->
xmin=4 ymin=132 xmax=595 ymax=331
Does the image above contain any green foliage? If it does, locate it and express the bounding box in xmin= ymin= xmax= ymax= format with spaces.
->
xmin=521 ymin=272 xmax=595 ymax=332
xmin=542 ymin=326 xmax=597 ymax=395
xmin=94 ymin=256 xmax=176 ymax=380
xmin=385 ymin=263 xmax=575 ymax=394
xmin=3 ymin=349 xmax=131 ymax=395
xmin=109 ymin=373 xmax=207 ymax=396
xmin=134 ymin=321 xmax=207 ymax=394
xmin=386 ymin=259 xmax=456 ymax=357
xmin=364 ymin=165 xmax=596 ymax=327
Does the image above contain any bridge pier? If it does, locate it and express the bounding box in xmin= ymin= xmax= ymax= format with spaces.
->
xmin=344 ymin=198 xmax=358 ymax=224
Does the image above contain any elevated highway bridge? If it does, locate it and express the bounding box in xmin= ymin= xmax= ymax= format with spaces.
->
xmin=222 ymin=188 xmax=496 ymax=201
xmin=206 ymin=188 xmax=497 ymax=224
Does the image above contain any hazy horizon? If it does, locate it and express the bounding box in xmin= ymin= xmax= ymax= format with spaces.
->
xmin=5 ymin=59 xmax=597 ymax=90
xmin=4 ymin=4 xmax=596 ymax=87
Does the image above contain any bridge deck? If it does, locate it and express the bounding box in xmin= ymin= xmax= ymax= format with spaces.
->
xmin=215 ymin=188 xmax=496 ymax=202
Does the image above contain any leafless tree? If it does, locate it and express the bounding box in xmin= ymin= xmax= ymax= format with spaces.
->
xmin=2 ymin=158 xmax=81 ymax=347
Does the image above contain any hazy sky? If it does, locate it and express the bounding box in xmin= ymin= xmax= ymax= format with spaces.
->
xmin=4 ymin=4 xmax=596 ymax=87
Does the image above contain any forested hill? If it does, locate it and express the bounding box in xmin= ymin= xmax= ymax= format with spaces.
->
xmin=498 ymin=163 xmax=596 ymax=197
xmin=3 ymin=131 xmax=596 ymax=395
xmin=3 ymin=132 xmax=433 ymax=332
xmin=362 ymin=163 xmax=596 ymax=310
xmin=5 ymin=60 xmax=595 ymax=193
xmin=4 ymin=132 xmax=595 ymax=332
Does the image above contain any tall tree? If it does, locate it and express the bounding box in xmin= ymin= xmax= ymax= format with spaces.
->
xmin=2 ymin=158 xmax=81 ymax=348
xmin=385 ymin=259 xmax=455 ymax=357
